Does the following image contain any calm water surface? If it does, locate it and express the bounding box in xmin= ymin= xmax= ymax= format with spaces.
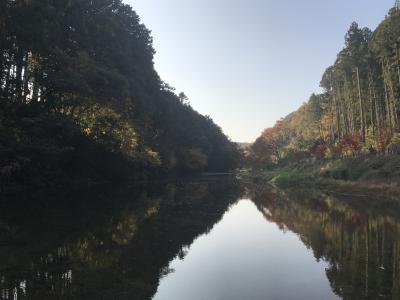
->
xmin=1 ymin=178 xmax=400 ymax=300
xmin=153 ymin=199 xmax=338 ymax=300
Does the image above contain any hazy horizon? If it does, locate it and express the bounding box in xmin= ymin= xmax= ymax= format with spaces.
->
xmin=127 ymin=0 xmax=394 ymax=142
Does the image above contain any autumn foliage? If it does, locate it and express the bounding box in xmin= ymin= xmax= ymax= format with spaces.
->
xmin=250 ymin=9 xmax=400 ymax=166
xmin=338 ymin=132 xmax=363 ymax=156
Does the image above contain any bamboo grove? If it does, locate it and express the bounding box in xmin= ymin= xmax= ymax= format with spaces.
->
xmin=251 ymin=5 xmax=400 ymax=164
xmin=0 ymin=0 xmax=239 ymax=182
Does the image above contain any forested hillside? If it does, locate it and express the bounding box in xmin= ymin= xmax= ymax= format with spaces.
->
xmin=250 ymin=5 xmax=400 ymax=167
xmin=0 ymin=0 xmax=239 ymax=185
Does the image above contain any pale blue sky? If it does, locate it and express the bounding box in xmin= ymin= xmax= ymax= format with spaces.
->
xmin=125 ymin=0 xmax=394 ymax=142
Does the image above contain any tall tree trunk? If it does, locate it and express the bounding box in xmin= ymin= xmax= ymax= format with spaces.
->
xmin=4 ymin=61 xmax=11 ymax=98
xmin=340 ymin=86 xmax=350 ymax=135
xmin=384 ymin=59 xmax=398 ymax=130
xmin=370 ymin=70 xmax=382 ymax=132
xmin=356 ymin=67 xmax=366 ymax=141
xmin=15 ymin=47 xmax=24 ymax=103
xmin=367 ymin=70 xmax=376 ymax=135
xmin=343 ymin=78 xmax=354 ymax=133
xmin=22 ymin=52 xmax=29 ymax=104
xmin=382 ymin=58 xmax=393 ymax=133
xmin=333 ymin=85 xmax=342 ymax=140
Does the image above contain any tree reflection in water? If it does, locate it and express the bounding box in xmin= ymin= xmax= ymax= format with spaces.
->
xmin=1 ymin=180 xmax=400 ymax=300
xmin=0 ymin=178 xmax=241 ymax=300
xmin=251 ymin=187 xmax=400 ymax=300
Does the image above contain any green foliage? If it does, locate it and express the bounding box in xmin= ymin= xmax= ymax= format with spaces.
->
xmin=77 ymin=105 xmax=139 ymax=159
xmin=180 ymin=148 xmax=208 ymax=171
xmin=0 ymin=0 xmax=240 ymax=184
xmin=273 ymin=169 xmax=313 ymax=187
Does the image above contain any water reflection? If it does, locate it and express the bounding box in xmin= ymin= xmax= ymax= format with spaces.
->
xmin=1 ymin=179 xmax=400 ymax=299
xmin=0 ymin=179 xmax=241 ymax=300
xmin=250 ymin=187 xmax=400 ymax=300
xmin=153 ymin=199 xmax=338 ymax=300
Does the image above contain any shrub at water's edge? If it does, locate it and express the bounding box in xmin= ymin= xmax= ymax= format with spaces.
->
xmin=240 ymin=155 xmax=400 ymax=199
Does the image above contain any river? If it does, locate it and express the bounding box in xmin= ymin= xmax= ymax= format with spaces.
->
xmin=1 ymin=178 xmax=399 ymax=299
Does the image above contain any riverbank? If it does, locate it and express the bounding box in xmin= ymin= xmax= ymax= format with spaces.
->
xmin=241 ymin=154 xmax=400 ymax=200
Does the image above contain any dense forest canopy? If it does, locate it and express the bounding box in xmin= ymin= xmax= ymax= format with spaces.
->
xmin=249 ymin=4 xmax=400 ymax=166
xmin=0 ymin=0 xmax=240 ymax=183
